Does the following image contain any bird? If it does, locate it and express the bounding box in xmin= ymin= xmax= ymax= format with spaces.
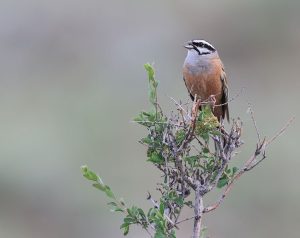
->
xmin=183 ymin=39 xmax=229 ymax=122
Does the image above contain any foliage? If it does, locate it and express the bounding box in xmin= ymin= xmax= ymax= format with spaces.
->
xmin=81 ymin=63 xmax=283 ymax=237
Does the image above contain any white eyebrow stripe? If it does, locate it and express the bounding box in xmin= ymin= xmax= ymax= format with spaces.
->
xmin=192 ymin=39 xmax=215 ymax=50
xmin=192 ymin=40 xmax=216 ymax=50
xmin=192 ymin=39 xmax=204 ymax=43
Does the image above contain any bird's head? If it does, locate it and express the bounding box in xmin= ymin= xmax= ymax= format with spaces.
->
xmin=184 ymin=39 xmax=216 ymax=56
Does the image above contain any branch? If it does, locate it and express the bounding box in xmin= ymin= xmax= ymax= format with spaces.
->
xmin=204 ymin=140 xmax=265 ymax=213
xmin=204 ymin=116 xmax=294 ymax=213
xmin=265 ymin=116 xmax=295 ymax=147
xmin=177 ymin=97 xmax=201 ymax=153
xmin=84 ymin=64 xmax=294 ymax=238
xmin=193 ymin=182 xmax=204 ymax=238
xmin=169 ymin=96 xmax=191 ymax=120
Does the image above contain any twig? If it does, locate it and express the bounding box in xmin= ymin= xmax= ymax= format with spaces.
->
xmin=215 ymin=87 xmax=245 ymax=107
xmin=178 ymin=97 xmax=201 ymax=153
xmin=198 ymin=86 xmax=245 ymax=108
xmin=247 ymin=104 xmax=261 ymax=143
xmin=204 ymin=116 xmax=294 ymax=213
xmin=169 ymin=96 xmax=191 ymax=120
xmin=142 ymin=225 xmax=153 ymax=238
xmin=131 ymin=120 xmax=169 ymax=124
xmin=147 ymin=192 xmax=176 ymax=231
xmin=265 ymin=116 xmax=295 ymax=147
xmin=204 ymin=141 xmax=265 ymax=213
xmin=175 ymin=216 xmax=196 ymax=225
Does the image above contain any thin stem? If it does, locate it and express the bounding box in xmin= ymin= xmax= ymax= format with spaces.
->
xmin=265 ymin=116 xmax=295 ymax=147
xmin=248 ymin=104 xmax=261 ymax=143
xmin=175 ymin=216 xmax=196 ymax=225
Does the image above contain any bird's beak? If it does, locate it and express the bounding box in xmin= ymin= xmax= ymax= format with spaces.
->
xmin=184 ymin=41 xmax=194 ymax=49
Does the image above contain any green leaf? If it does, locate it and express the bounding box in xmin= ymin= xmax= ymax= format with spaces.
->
xmin=141 ymin=136 xmax=152 ymax=144
xmin=217 ymin=177 xmax=229 ymax=188
xmin=232 ymin=166 xmax=238 ymax=175
xmin=104 ymin=185 xmax=116 ymax=199
xmin=175 ymin=129 xmax=185 ymax=144
xmin=107 ymin=201 xmax=118 ymax=207
xmin=201 ymin=132 xmax=209 ymax=142
xmin=120 ymin=223 xmax=129 ymax=229
xmin=126 ymin=208 xmax=133 ymax=217
xmin=184 ymin=156 xmax=198 ymax=167
xmin=124 ymin=217 xmax=135 ymax=224
xmin=159 ymin=202 xmax=165 ymax=215
xmin=149 ymin=91 xmax=156 ymax=105
xmin=92 ymin=183 xmax=106 ymax=191
xmin=210 ymin=130 xmax=222 ymax=136
xmin=81 ymin=165 xmax=88 ymax=173
xmin=225 ymin=166 xmax=231 ymax=174
xmin=107 ymin=201 xmax=124 ymax=212
xmin=119 ymin=197 xmax=126 ymax=206
xmin=201 ymin=152 xmax=214 ymax=160
xmin=137 ymin=208 xmax=146 ymax=219
xmin=184 ymin=201 xmax=193 ymax=208
xmin=81 ymin=165 xmax=99 ymax=182
xmin=170 ymin=230 xmax=177 ymax=238
xmin=142 ymin=111 xmax=156 ymax=122
xmin=144 ymin=63 xmax=155 ymax=81
xmin=174 ymin=196 xmax=184 ymax=207
xmin=147 ymin=207 xmax=156 ymax=219
xmin=144 ymin=63 xmax=158 ymax=107
xmin=111 ymin=207 xmax=124 ymax=212
xmin=147 ymin=152 xmax=164 ymax=164
xmin=123 ymin=225 xmax=129 ymax=236
xmin=154 ymin=231 xmax=165 ymax=238
xmin=134 ymin=110 xmax=165 ymax=128
xmin=133 ymin=114 xmax=143 ymax=123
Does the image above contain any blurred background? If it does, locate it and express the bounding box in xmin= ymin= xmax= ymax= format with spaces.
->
xmin=0 ymin=0 xmax=299 ymax=237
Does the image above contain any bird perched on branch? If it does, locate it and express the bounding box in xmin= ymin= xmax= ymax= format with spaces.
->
xmin=183 ymin=39 xmax=229 ymax=122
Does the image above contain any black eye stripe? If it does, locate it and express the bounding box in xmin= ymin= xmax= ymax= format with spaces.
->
xmin=192 ymin=42 xmax=203 ymax=47
xmin=204 ymin=44 xmax=216 ymax=52
xmin=192 ymin=44 xmax=201 ymax=55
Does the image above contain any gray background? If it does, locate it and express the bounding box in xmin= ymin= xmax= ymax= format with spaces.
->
xmin=0 ymin=0 xmax=299 ymax=237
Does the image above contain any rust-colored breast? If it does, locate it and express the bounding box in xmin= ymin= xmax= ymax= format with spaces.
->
xmin=183 ymin=58 xmax=227 ymax=120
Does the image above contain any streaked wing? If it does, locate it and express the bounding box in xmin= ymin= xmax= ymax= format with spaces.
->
xmin=183 ymin=76 xmax=195 ymax=101
xmin=220 ymin=69 xmax=229 ymax=122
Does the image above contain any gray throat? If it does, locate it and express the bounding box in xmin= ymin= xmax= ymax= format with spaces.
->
xmin=184 ymin=51 xmax=219 ymax=75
